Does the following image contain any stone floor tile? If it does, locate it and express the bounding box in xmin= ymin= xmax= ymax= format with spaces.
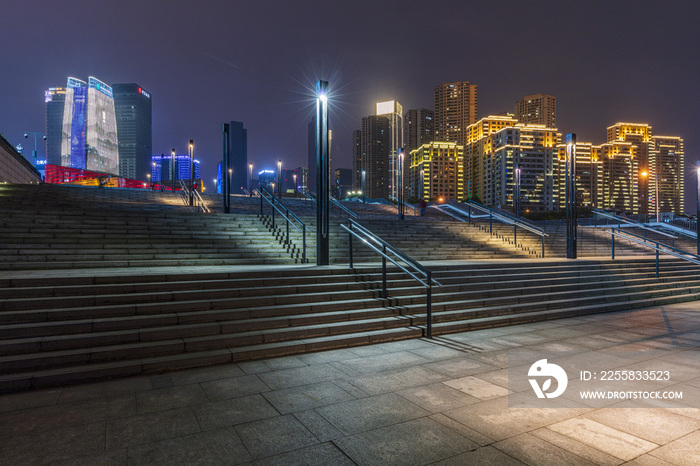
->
xmin=0 ymin=420 xmax=106 ymax=465
xmin=335 ymin=350 xmax=431 ymax=375
xmin=314 ymin=392 xmax=429 ymax=435
xmin=658 ymin=349 xmax=700 ymax=368
xmin=334 ymin=417 xmax=478 ymax=466
xmin=408 ymin=342 xmax=476 ymax=361
xmin=0 ymin=387 xmax=61 ymax=413
xmin=0 ymin=393 xmax=136 ymax=438
xmin=234 ymin=414 xmax=318 ymax=459
xmin=106 ymin=407 xmax=200 ymax=450
xmin=529 ymin=427 xmax=623 ymax=465
xmin=264 ymin=356 xmax=308 ymax=371
xmin=100 ymin=376 xmax=153 ymax=398
xmin=422 ymin=355 xmax=500 ymax=378
xmin=293 ymin=409 xmax=344 ymax=442
xmin=57 ymin=383 xmax=104 ymax=403
xmin=257 ymin=363 xmax=348 ymax=390
xmin=584 ymin=407 xmax=700 ymax=444
xmin=473 ymin=368 xmax=510 ymax=389
xmin=192 ymin=393 xmax=278 ymax=430
xmin=347 ymin=345 xmax=388 ymax=357
xmin=237 ymin=360 xmax=271 ymax=375
xmin=432 ymin=446 xmax=525 ymax=465
xmin=167 ymin=363 xmax=245 ymax=385
xmin=494 ymin=432 xmax=598 ymax=466
xmin=624 ymin=453 xmax=676 ymax=465
xmin=149 ymin=374 xmax=174 ymax=389
xmin=345 ymin=365 xmax=447 ymax=396
xmin=135 ymin=383 xmax=209 ymax=414
xmin=494 ymin=331 xmax=555 ymax=347
xmin=200 ymin=374 xmax=270 ymax=402
xmin=429 ymin=413 xmax=494 ymax=446
xmin=396 ymin=382 xmax=479 ymax=413
xmin=250 ymin=442 xmax=354 ymax=466
xmin=648 ymin=430 xmax=700 ymax=465
xmin=547 ymin=417 xmax=658 ymax=461
xmin=443 ymin=376 xmax=510 ymax=400
xmin=443 ymin=397 xmax=587 ymax=441
xmin=127 ymin=426 xmax=251 ymax=465
xmin=262 ymin=381 xmax=355 ymax=414
xmin=50 ymin=447 xmax=128 ymax=466
xmin=297 ymin=348 xmax=359 ymax=365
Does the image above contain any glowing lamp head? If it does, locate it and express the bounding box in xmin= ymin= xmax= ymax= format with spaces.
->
xmin=641 ymin=171 xmax=648 ymax=177
xmin=319 ymin=94 xmax=327 ymax=103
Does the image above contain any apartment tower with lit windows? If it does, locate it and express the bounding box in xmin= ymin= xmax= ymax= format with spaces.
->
xmin=514 ymin=94 xmax=556 ymax=128
xmin=434 ymin=81 xmax=477 ymax=146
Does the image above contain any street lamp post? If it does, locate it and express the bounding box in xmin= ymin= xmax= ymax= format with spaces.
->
xmin=398 ymin=149 xmax=404 ymax=220
xmin=228 ymin=168 xmax=233 ymax=203
xmin=514 ymin=163 xmax=521 ymax=218
xmin=293 ymin=173 xmax=297 ymax=197
xmin=277 ymin=159 xmax=282 ymax=199
xmin=565 ymin=133 xmax=577 ymax=259
xmin=171 ymin=148 xmax=176 ymax=192
xmin=362 ymin=169 xmax=366 ymax=204
xmin=249 ymin=163 xmax=253 ymax=197
xmin=222 ymin=124 xmax=230 ymax=213
xmin=655 ymin=170 xmax=659 ymax=223
xmin=188 ymin=140 xmax=194 ymax=206
xmin=24 ymin=131 xmax=46 ymax=169
xmin=316 ymin=80 xmax=330 ymax=265
xmin=696 ymin=162 xmax=700 ymax=255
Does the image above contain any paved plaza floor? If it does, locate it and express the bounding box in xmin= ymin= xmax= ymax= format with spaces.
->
xmin=1 ymin=301 xmax=699 ymax=465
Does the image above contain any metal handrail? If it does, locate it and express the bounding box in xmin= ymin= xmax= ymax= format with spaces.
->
xmin=258 ymin=186 xmax=308 ymax=263
xmin=178 ymin=179 xmax=189 ymax=205
xmin=340 ymin=218 xmax=442 ymax=338
xmin=433 ymin=202 xmax=548 ymax=257
xmin=178 ymin=179 xmax=209 ymax=213
xmin=297 ymin=188 xmax=358 ymax=219
xmin=593 ymin=209 xmax=677 ymax=240
xmin=606 ymin=226 xmax=700 ymax=278
xmin=192 ymin=189 xmax=210 ymax=213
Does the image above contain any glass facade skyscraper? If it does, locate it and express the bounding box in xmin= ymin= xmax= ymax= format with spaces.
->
xmin=113 ymin=83 xmax=152 ymax=181
xmin=60 ymin=77 xmax=119 ymax=175
xmin=45 ymin=87 xmax=66 ymax=167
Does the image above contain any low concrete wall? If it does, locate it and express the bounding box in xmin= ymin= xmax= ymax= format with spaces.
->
xmin=0 ymin=133 xmax=41 ymax=184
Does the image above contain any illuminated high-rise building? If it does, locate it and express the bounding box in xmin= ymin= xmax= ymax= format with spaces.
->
xmin=151 ymin=154 xmax=200 ymax=182
xmin=514 ymin=94 xmax=556 ymax=128
xmin=360 ymin=115 xmax=390 ymax=199
xmin=434 ymin=81 xmax=477 ymax=145
xmin=113 ymin=83 xmax=152 ymax=181
xmin=486 ymin=124 xmax=560 ymax=212
xmin=352 ymin=129 xmax=362 ymax=190
xmin=464 ymin=115 xmax=518 ymax=201
xmin=556 ymin=141 xmax=600 ymax=210
xmin=376 ymin=100 xmax=403 ymax=199
xmin=403 ymin=108 xmax=434 ymax=154
xmin=606 ymin=123 xmax=651 ymax=214
xmin=596 ymin=141 xmax=639 ymax=214
xmin=409 ymin=141 xmax=464 ymax=201
xmin=60 ymin=77 xmax=119 ymax=174
xmin=45 ymin=87 xmax=66 ymax=167
xmin=650 ymin=136 xmax=684 ymax=215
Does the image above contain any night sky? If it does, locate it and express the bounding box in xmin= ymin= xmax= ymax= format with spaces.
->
xmin=2 ymin=1 xmax=699 ymax=205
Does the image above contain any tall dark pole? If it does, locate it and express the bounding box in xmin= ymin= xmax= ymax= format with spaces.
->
xmin=316 ymin=80 xmax=330 ymax=265
xmin=696 ymin=161 xmax=699 ymax=255
xmin=171 ymin=148 xmax=176 ymax=192
xmin=188 ymin=140 xmax=194 ymax=206
xmin=514 ymin=163 xmax=521 ymax=218
xmin=362 ymin=169 xmax=366 ymax=204
xmin=398 ymin=148 xmax=404 ymax=220
xmin=249 ymin=163 xmax=253 ymax=197
xmin=222 ymin=124 xmax=230 ymax=213
xmin=566 ymin=133 xmax=577 ymax=259
xmin=277 ymin=160 xmax=282 ymax=199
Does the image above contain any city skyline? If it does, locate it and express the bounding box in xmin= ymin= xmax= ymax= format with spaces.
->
xmin=1 ymin=1 xmax=698 ymax=206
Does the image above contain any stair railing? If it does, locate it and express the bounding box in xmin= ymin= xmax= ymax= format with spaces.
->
xmin=258 ymin=186 xmax=308 ymax=263
xmin=340 ymin=218 xmax=442 ymax=338
xmin=606 ymin=226 xmax=700 ymax=278
xmin=298 ymin=188 xmax=358 ymax=219
xmin=593 ymin=209 xmax=677 ymax=246
xmin=178 ymin=179 xmax=210 ymax=213
xmin=432 ymin=201 xmax=548 ymax=257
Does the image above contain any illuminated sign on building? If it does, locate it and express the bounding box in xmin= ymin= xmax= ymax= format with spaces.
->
xmin=138 ymin=87 xmax=151 ymax=99
xmin=376 ymin=100 xmax=396 ymax=116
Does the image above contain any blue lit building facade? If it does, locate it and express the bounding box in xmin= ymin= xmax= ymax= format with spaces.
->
xmin=151 ymin=155 xmax=200 ymax=182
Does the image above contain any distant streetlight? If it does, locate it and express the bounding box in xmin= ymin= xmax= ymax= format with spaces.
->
xmin=514 ymin=163 xmax=521 ymax=218
xmin=277 ymin=159 xmax=282 ymax=199
xmin=188 ymin=140 xmax=194 ymax=206
xmin=293 ymin=173 xmax=297 ymax=197
xmin=696 ymin=162 xmax=700 ymax=255
xmin=249 ymin=162 xmax=253 ymax=197
xmin=24 ymin=131 xmax=46 ymax=168
xmin=171 ymin=148 xmax=176 ymax=191
xmin=362 ymin=169 xmax=366 ymax=204
xmin=398 ymin=149 xmax=404 ymax=220
xmin=228 ymin=168 xmax=233 ymax=198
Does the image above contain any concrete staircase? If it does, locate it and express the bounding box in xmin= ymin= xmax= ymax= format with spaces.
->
xmin=1 ymin=258 xmax=700 ymax=392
